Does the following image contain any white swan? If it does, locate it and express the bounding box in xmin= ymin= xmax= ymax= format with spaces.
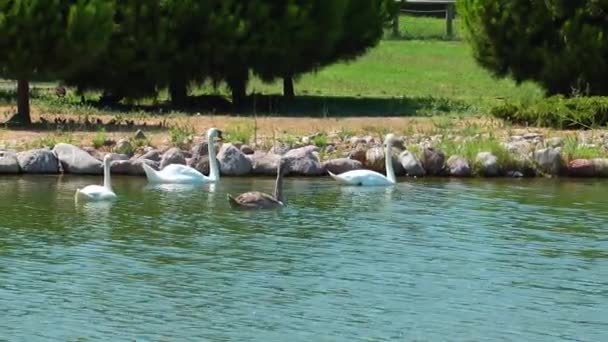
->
xmin=328 ymin=133 xmax=397 ymax=186
xmin=142 ymin=127 xmax=223 ymax=184
xmin=75 ymin=154 xmax=117 ymax=202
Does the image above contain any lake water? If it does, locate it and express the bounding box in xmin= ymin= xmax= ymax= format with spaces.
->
xmin=0 ymin=176 xmax=607 ymax=341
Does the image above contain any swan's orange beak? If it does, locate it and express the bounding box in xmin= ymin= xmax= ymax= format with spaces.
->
xmin=216 ymin=130 xmax=224 ymax=141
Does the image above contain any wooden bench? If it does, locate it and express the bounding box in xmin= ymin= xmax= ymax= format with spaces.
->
xmin=393 ymin=0 xmax=456 ymax=39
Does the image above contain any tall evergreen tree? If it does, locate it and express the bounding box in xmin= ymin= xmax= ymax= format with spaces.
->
xmin=65 ymin=1 xmax=163 ymax=104
xmin=459 ymin=0 xmax=608 ymax=95
xmin=0 ymin=0 xmax=115 ymax=124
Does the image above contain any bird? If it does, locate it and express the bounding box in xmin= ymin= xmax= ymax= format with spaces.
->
xmin=75 ymin=154 xmax=117 ymax=202
xmin=228 ymin=157 xmax=290 ymax=209
xmin=328 ymin=133 xmax=398 ymax=186
xmin=142 ymin=128 xmax=223 ymax=184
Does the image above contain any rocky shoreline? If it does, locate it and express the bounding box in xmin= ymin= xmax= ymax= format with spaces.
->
xmin=1 ymin=131 xmax=607 ymax=178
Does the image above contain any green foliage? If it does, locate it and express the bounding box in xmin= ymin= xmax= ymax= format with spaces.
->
xmin=169 ymin=125 xmax=194 ymax=149
xmin=491 ymin=96 xmax=608 ymax=129
xmin=24 ymin=133 xmax=74 ymax=150
xmin=438 ymin=136 xmax=522 ymax=175
xmin=0 ymin=0 xmax=115 ymax=123
xmin=66 ymin=0 xmax=163 ymax=101
xmin=459 ymin=0 xmax=608 ymax=95
xmin=311 ymin=133 xmax=329 ymax=148
xmin=225 ymin=124 xmax=254 ymax=144
xmin=562 ymin=136 xmax=607 ymax=161
xmin=92 ymin=128 xmax=108 ymax=149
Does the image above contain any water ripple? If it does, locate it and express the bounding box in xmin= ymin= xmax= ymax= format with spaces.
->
xmin=0 ymin=176 xmax=607 ymax=340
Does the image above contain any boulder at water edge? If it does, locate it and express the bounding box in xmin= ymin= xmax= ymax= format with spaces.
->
xmin=247 ymin=152 xmax=280 ymax=175
xmin=0 ymin=151 xmax=20 ymax=174
xmin=160 ymin=148 xmax=187 ymax=169
xmin=447 ymin=156 xmax=471 ymax=177
xmin=217 ymin=143 xmax=252 ymax=176
xmin=284 ymin=145 xmax=324 ymax=176
xmin=53 ymin=143 xmax=103 ymax=175
xmin=139 ymin=149 xmax=162 ymax=162
xmin=534 ymin=147 xmax=563 ymax=175
xmin=191 ymin=142 xmax=209 ymax=159
xmin=420 ymin=147 xmax=445 ymax=176
xmin=187 ymin=155 xmax=212 ymax=175
xmin=476 ymin=152 xmax=500 ymax=177
xmin=364 ymin=147 xmax=405 ymax=175
xmin=348 ymin=144 xmax=367 ymax=164
xmin=592 ymin=158 xmax=608 ymax=177
xmin=111 ymin=159 xmax=158 ymax=176
xmin=399 ymin=151 xmax=425 ymax=177
xmin=567 ymin=159 xmax=595 ymax=177
xmin=323 ymin=158 xmax=362 ymax=174
xmin=16 ymin=149 xmax=59 ymax=174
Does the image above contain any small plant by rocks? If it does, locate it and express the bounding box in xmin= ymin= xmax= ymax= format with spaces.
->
xmin=169 ymin=124 xmax=194 ymax=149
xmin=92 ymin=128 xmax=108 ymax=149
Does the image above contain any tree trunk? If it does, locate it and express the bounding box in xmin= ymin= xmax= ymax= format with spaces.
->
xmin=169 ymin=79 xmax=188 ymax=107
xmin=16 ymin=79 xmax=31 ymax=125
xmin=283 ymin=75 xmax=295 ymax=99
xmin=228 ymin=75 xmax=247 ymax=107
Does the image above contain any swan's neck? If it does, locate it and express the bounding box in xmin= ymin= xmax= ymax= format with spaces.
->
xmin=208 ymin=134 xmax=220 ymax=181
xmin=103 ymin=158 xmax=112 ymax=190
xmin=274 ymin=165 xmax=285 ymax=203
xmin=385 ymin=142 xmax=396 ymax=184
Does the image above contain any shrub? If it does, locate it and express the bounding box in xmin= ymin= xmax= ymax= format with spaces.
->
xmin=92 ymin=128 xmax=108 ymax=149
xmin=225 ymin=124 xmax=254 ymax=144
xmin=459 ymin=0 xmax=608 ymax=96
xmin=169 ymin=125 xmax=194 ymax=149
xmin=491 ymin=96 xmax=608 ymax=129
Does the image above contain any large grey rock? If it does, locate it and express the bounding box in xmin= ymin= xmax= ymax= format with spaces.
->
xmin=534 ymin=147 xmax=563 ymax=175
xmin=399 ymin=151 xmax=425 ymax=177
xmin=420 ymin=147 xmax=446 ymax=176
xmin=187 ymin=155 xmax=214 ymax=175
xmin=567 ymin=159 xmax=595 ymax=177
xmin=323 ymin=158 xmax=363 ymax=174
xmin=546 ymin=137 xmax=564 ymax=148
xmin=284 ymin=145 xmax=324 ymax=176
xmin=191 ymin=142 xmax=209 ymax=158
xmin=348 ymin=144 xmax=367 ymax=164
xmin=364 ymin=147 xmax=405 ymax=175
xmin=16 ymin=149 xmax=59 ymax=174
xmin=113 ymin=138 xmax=134 ymax=156
xmin=476 ymin=152 xmax=500 ymax=177
xmin=269 ymin=143 xmax=291 ymax=155
xmin=160 ymin=148 xmax=187 ymax=169
xmin=217 ymin=143 xmax=252 ymax=176
xmin=53 ymin=143 xmax=102 ymax=175
xmin=447 ymin=155 xmax=471 ymax=177
xmin=247 ymin=152 xmax=281 ymax=175
xmin=592 ymin=158 xmax=608 ymax=177
xmin=0 ymin=151 xmax=20 ymax=174
xmin=111 ymin=159 xmax=158 ymax=176
xmin=240 ymin=145 xmax=255 ymax=155
xmin=139 ymin=149 xmax=161 ymax=162
xmin=134 ymin=129 xmax=147 ymax=140
xmin=504 ymin=140 xmax=532 ymax=156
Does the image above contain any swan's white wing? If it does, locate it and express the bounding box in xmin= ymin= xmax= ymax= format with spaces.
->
xmin=157 ymin=164 xmax=209 ymax=183
xmin=76 ymin=185 xmax=116 ymax=201
xmin=329 ymin=170 xmax=393 ymax=186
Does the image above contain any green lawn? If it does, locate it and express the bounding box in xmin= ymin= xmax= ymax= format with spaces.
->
xmin=241 ymin=39 xmax=543 ymax=115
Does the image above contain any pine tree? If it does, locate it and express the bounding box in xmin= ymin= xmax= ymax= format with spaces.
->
xmin=0 ymin=0 xmax=115 ymax=124
xmin=459 ymin=0 xmax=608 ymax=95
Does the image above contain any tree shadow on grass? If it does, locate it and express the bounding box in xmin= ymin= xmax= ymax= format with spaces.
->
xmin=77 ymin=93 xmax=471 ymax=118
xmin=1 ymin=88 xmax=473 ymax=131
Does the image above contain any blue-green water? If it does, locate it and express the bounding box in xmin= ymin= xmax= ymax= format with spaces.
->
xmin=0 ymin=176 xmax=607 ymax=341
